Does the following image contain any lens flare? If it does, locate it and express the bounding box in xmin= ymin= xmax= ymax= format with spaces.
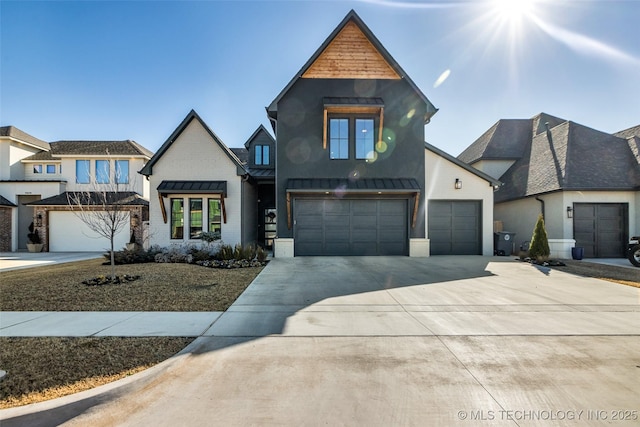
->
xmin=433 ymin=69 xmax=451 ymax=88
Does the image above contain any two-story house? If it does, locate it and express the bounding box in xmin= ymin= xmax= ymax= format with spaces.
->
xmin=267 ymin=10 xmax=498 ymax=256
xmin=0 ymin=126 xmax=152 ymax=252
xmin=141 ymin=10 xmax=499 ymax=256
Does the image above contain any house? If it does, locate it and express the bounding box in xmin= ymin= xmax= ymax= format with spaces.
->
xmin=139 ymin=110 xmax=275 ymax=249
xmin=265 ymin=10 xmax=498 ymax=256
xmin=458 ymin=113 xmax=640 ymax=258
xmin=0 ymin=126 xmax=152 ymax=252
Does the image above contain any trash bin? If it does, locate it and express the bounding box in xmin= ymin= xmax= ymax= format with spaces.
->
xmin=571 ymin=247 xmax=584 ymax=260
xmin=494 ymin=232 xmax=517 ymax=256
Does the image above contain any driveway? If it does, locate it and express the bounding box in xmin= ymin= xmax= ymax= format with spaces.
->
xmin=0 ymin=252 xmax=103 ymax=272
xmin=2 ymin=256 xmax=639 ymax=426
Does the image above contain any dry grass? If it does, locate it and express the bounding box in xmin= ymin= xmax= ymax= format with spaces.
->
xmin=0 ymin=258 xmax=263 ymax=311
xmin=0 ymin=259 xmax=263 ymax=408
xmin=549 ymin=259 xmax=639 ymax=288
xmin=0 ymin=337 xmax=192 ymax=409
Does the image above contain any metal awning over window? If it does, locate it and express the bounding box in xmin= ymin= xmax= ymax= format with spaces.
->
xmin=156 ymin=180 xmax=227 ymax=224
xmin=285 ymin=177 xmax=421 ymax=229
xmin=157 ymin=180 xmax=227 ymax=196
xmin=322 ymin=97 xmax=384 ymax=150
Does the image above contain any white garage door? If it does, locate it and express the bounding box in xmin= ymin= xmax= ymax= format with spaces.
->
xmin=49 ymin=211 xmax=130 ymax=252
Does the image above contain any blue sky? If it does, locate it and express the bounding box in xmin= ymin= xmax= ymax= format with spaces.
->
xmin=1 ymin=0 xmax=639 ymax=156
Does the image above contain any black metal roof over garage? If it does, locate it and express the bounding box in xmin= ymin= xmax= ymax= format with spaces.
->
xmin=286 ymin=177 xmax=420 ymax=193
xmin=157 ymin=180 xmax=227 ymax=196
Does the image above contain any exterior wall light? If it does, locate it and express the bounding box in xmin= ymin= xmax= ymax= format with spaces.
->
xmin=455 ymin=178 xmax=462 ymax=190
xmin=567 ymin=206 xmax=573 ymax=218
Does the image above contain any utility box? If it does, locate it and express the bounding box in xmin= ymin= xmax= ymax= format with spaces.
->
xmin=494 ymin=232 xmax=516 ymax=256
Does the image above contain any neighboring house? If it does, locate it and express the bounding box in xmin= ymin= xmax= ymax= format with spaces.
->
xmin=266 ymin=10 xmax=498 ymax=256
xmin=458 ymin=112 xmax=640 ymax=258
xmin=139 ymin=110 xmax=275 ymax=249
xmin=0 ymin=125 xmax=152 ymax=252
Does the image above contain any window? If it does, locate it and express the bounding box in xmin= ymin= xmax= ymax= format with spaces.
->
xmin=33 ymin=164 xmax=43 ymax=174
xmin=329 ymin=118 xmax=349 ymax=159
xmin=208 ymin=199 xmax=222 ymax=235
xmin=355 ymin=119 xmax=375 ymax=160
xmin=76 ymin=160 xmax=90 ymax=184
xmin=189 ymin=198 xmax=203 ymax=239
xmin=171 ymin=199 xmax=184 ymax=239
xmin=329 ymin=117 xmax=375 ymax=160
xmin=46 ymin=164 xmax=56 ymax=174
xmin=115 ymin=160 xmax=129 ymax=184
xmin=95 ymin=160 xmax=110 ymax=184
xmin=255 ymin=145 xmax=270 ymax=165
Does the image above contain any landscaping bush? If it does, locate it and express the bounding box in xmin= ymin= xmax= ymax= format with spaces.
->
xmin=154 ymin=245 xmax=194 ymax=264
xmin=105 ymin=246 xmax=161 ymax=265
xmin=529 ymin=213 xmax=550 ymax=261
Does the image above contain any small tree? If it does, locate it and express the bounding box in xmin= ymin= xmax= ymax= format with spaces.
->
xmin=67 ymin=153 xmax=136 ymax=280
xmin=529 ymin=213 xmax=550 ymax=261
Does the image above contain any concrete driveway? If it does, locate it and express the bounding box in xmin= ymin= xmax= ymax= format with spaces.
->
xmin=2 ymin=256 xmax=639 ymax=426
xmin=0 ymin=252 xmax=103 ymax=272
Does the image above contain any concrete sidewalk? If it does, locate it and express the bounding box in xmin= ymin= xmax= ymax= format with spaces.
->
xmin=0 ymin=312 xmax=222 ymax=337
xmin=0 ymin=252 xmax=103 ymax=272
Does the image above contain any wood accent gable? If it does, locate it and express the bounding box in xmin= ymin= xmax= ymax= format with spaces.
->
xmin=302 ymin=21 xmax=400 ymax=80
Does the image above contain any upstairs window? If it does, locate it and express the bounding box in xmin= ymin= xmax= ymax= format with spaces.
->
xmin=46 ymin=164 xmax=56 ymax=174
xmin=95 ymin=160 xmax=110 ymax=184
xmin=355 ymin=119 xmax=375 ymax=160
xmin=255 ymin=145 xmax=270 ymax=165
xmin=33 ymin=164 xmax=43 ymax=174
xmin=76 ymin=160 xmax=90 ymax=184
xmin=329 ymin=119 xmax=349 ymax=159
xmin=115 ymin=160 xmax=129 ymax=184
xmin=328 ymin=117 xmax=376 ymax=160
xmin=323 ymin=98 xmax=383 ymax=161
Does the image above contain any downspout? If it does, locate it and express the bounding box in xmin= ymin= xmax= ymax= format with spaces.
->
xmin=535 ymin=196 xmax=545 ymax=218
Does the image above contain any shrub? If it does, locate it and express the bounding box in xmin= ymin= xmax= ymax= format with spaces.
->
xmin=529 ymin=213 xmax=550 ymax=261
xmin=106 ymin=246 xmax=161 ymax=265
xmin=154 ymin=245 xmax=194 ymax=264
xmin=217 ymin=244 xmax=234 ymax=261
xmin=256 ymin=246 xmax=268 ymax=263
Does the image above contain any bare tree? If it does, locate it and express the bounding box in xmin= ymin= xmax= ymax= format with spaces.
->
xmin=67 ymin=153 xmax=139 ymax=280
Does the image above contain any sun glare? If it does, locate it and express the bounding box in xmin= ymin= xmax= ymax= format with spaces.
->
xmin=493 ymin=0 xmax=535 ymax=22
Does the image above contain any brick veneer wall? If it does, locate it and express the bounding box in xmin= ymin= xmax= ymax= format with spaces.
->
xmin=0 ymin=207 xmax=12 ymax=251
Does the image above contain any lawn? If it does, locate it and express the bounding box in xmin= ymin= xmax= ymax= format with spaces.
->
xmin=0 ymin=259 xmax=263 ymax=408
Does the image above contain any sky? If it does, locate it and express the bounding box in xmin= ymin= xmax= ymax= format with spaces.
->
xmin=1 ymin=0 xmax=639 ymax=157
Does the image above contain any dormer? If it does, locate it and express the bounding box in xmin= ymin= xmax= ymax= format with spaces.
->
xmin=244 ymin=125 xmax=275 ymax=170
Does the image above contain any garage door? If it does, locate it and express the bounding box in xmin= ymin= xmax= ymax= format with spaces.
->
xmin=574 ymin=203 xmax=627 ymax=258
xmin=428 ymin=201 xmax=481 ymax=255
xmin=294 ymin=199 xmax=408 ymax=256
xmin=49 ymin=211 xmax=130 ymax=252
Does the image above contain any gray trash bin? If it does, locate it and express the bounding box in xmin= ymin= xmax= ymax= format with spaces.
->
xmin=494 ymin=232 xmax=516 ymax=256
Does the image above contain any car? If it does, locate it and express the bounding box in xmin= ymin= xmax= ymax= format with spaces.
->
xmin=629 ymin=236 xmax=640 ymax=267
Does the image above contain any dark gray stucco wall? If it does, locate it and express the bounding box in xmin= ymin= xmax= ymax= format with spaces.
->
xmin=275 ymin=78 xmax=428 ymax=239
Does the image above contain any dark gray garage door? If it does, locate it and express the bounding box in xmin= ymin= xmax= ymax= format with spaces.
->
xmin=428 ymin=201 xmax=481 ymax=255
xmin=574 ymin=203 xmax=627 ymax=258
xmin=294 ymin=199 xmax=408 ymax=256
